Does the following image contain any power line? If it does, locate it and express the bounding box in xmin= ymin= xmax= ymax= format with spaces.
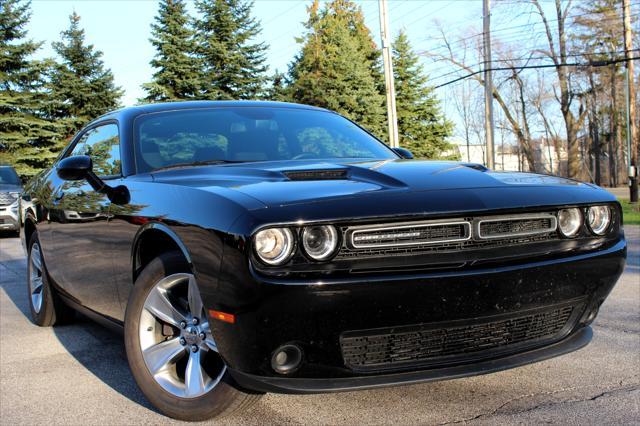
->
xmin=426 ymin=49 xmax=640 ymax=82
xmin=434 ymin=56 xmax=640 ymax=88
xmin=421 ymin=4 xmax=640 ymax=55
xmin=425 ymin=8 xmax=640 ymax=57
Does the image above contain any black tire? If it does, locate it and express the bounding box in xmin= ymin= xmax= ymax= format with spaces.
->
xmin=27 ymin=231 xmax=75 ymax=326
xmin=124 ymin=252 xmax=262 ymax=421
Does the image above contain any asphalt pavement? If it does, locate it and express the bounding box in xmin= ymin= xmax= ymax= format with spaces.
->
xmin=1 ymin=227 xmax=638 ymax=425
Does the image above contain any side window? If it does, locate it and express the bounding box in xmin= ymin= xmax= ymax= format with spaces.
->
xmin=71 ymin=124 xmax=121 ymax=177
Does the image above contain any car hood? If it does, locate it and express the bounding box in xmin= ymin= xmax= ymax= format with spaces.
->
xmin=151 ymin=159 xmax=612 ymax=215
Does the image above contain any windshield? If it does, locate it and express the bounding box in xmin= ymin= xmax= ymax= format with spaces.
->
xmin=134 ymin=107 xmax=397 ymax=172
xmin=0 ymin=167 xmax=20 ymax=185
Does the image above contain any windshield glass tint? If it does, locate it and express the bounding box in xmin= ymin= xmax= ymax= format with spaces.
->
xmin=134 ymin=107 xmax=396 ymax=172
xmin=0 ymin=167 xmax=20 ymax=185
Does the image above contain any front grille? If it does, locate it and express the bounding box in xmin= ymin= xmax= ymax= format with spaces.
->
xmin=337 ymin=231 xmax=556 ymax=260
xmin=478 ymin=215 xmax=557 ymax=239
xmin=0 ymin=192 xmax=18 ymax=206
xmin=338 ymin=213 xmax=559 ymax=261
xmin=350 ymin=221 xmax=470 ymax=248
xmin=340 ymin=305 xmax=576 ymax=371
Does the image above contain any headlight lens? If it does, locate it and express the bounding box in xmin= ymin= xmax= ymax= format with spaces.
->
xmin=587 ymin=205 xmax=611 ymax=235
xmin=558 ymin=208 xmax=582 ymax=237
xmin=254 ymin=227 xmax=294 ymax=265
xmin=301 ymin=225 xmax=338 ymax=261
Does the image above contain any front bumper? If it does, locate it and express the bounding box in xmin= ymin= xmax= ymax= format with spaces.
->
xmin=205 ymin=238 xmax=626 ymax=393
xmin=229 ymin=326 xmax=593 ymax=394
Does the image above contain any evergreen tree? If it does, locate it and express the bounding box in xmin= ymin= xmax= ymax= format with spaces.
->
xmin=194 ymin=0 xmax=268 ymax=100
xmin=48 ymin=12 xmax=122 ymax=137
xmin=392 ymin=30 xmax=455 ymax=159
xmin=288 ymin=0 xmax=386 ymax=140
xmin=264 ymin=70 xmax=289 ymax=102
xmin=0 ymin=0 xmax=63 ymax=178
xmin=142 ymin=0 xmax=201 ymax=102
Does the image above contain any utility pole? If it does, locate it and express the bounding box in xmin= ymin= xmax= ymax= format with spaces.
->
xmin=379 ymin=0 xmax=399 ymax=148
xmin=482 ymin=0 xmax=495 ymax=169
xmin=623 ymin=0 xmax=638 ymax=202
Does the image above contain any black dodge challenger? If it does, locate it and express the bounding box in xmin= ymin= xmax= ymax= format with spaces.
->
xmin=20 ymin=101 xmax=626 ymax=420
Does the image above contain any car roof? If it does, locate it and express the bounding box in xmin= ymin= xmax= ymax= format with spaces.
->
xmin=93 ymin=100 xmax=332 ymax=123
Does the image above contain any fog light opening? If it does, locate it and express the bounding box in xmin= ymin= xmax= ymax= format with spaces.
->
xmin=271 ymin=344 xmax=302 ymax=374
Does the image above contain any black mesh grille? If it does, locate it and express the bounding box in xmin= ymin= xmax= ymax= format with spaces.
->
xmin=340 ymin=306 xmax=575 ymax=371
xmin=480 ymin=217 xmax=555 ymax=238
xmin=0 ymin=192 xmax=18 ymax=206
xmin=351 ymin=222 xmax=468 ymax=248
xmin=336 ymin=232 xmax=555 ymax=260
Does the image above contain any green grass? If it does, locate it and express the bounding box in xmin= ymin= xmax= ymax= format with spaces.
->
xmin=619 ymin=199 xmax=640 ymax=225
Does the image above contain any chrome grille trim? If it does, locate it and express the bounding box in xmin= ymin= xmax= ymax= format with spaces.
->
xmin=349 ymin=220 xmax=472 ymax=249
xmin=476 ymin=213 xmax=558 ymax=240
xmin=0 ymin=192 xmax=18 ymax=206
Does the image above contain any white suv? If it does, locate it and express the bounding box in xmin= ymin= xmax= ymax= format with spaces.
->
xmin=0 ymin=165 xmax=21 ymax=234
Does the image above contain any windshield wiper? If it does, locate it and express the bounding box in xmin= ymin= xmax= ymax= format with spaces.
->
xmin=153 ymin=160 xmax=245 ymax=172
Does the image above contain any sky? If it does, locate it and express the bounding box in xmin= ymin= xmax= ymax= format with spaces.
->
xmin=26 ymin=0 xmax=631 ymax=147
xmin=26 ymin=0 xmax=495 ymax=106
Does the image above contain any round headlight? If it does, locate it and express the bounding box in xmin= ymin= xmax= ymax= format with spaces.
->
xmin=301 ymin=225 xmax=338 ymax=261
xmin=254 ymin=228 xmax=294 ymax=265
xmin=587 ymin=205 xmax=611 ymax=235
xmin=558 ymin=208 xmax=582 ymax=237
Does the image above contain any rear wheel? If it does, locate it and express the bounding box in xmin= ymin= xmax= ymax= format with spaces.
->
xmin=27 ymin=231 xmax=75 ymax=326
xmin=124 ymin=252 xmax=261 ymax=421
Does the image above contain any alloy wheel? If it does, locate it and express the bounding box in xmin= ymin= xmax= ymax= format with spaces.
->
xmin=139 ymin=273 xmax=226 ymax=398
xmin=28 ymin=242 xmax=44 ymax=313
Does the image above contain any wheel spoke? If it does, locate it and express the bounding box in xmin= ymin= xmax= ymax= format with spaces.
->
xmin=144 ymin=286 xmax=187 ymax=328
xmin=184 ymin=350 xmax=206 ymax=397
xmin=187 ymin=275 xmax=204 ymax=319
xmin=143 ymin=338 xmax=185 ymax=375
xmin=203 ymin=337 xmax=218 ymax=352
xmin=31 ymin=247 xmax=42 ymax=272
xmin=31 ymin=277 xmax=43 ymax=294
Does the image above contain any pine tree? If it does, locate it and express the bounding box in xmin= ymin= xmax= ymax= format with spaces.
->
xmin=142 ymin=0 xmax=201 ymax=102
xmin=0 ymin=0 xmax=64 ymax=178
xmin=264 ymin=70 xmax=289 ymax=102
xmin=288 ymin=0 xmax=386 ymax=140
xmin=48 ymin=12 xmax=123 ymax=137
xmin=392 ymin=31 xmax=455 ymax=159
xmin=193 ymin=0 xmax=268 ymax=100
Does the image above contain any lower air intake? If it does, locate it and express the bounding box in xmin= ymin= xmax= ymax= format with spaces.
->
xmin=340 ymin=305 xmax=577 ymax=371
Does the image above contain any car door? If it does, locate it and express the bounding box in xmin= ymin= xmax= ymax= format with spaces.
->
xmin=47 ymin=123 xmax=123 ymax=320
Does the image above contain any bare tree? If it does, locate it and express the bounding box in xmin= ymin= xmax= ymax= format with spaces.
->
xmin=530 ymin=0 xmax=587 ymax=178
xmin=450 ymin=79 xmax=484 ymax=162
xmin=426 ymin=24 xmax=537 ymax=170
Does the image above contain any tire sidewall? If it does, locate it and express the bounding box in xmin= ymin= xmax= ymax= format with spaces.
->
xmin=124 ymin=252 xmax=243 ymax=421
xmin=27 ymin=232 xmax=55 ymax=326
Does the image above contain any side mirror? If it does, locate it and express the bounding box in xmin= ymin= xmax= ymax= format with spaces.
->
xmin=55 ymin=155 xmax=129 ymax=204
xmin=57 ymin=155 xmax=92 ymax=181
xmin=392 ymin=147 xmax=414 ymax=159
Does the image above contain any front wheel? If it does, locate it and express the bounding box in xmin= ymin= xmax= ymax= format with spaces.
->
xmin=124 ymin=252 xmax=261 ymax=421
xmin=27 ymin=231 xmax=75 ymax=326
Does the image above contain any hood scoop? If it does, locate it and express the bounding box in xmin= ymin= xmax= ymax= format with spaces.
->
xmin=284 ymin=169 xmax=349 ymax=181
xmin=461 ymin=163 xmax=489 ymax=172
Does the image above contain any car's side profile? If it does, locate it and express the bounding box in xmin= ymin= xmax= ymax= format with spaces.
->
xmin=20 ymin=101 xmax=626 ymax=421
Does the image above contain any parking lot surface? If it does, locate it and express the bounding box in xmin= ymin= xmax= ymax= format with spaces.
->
xmin=1 ymin=227 xmax=638 ymax=425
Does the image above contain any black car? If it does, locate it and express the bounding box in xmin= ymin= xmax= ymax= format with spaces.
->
xmin=0 ymin=164 xmax=22 ymax=234
xmin=20 ymin=101 xmax=626 ymax=421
